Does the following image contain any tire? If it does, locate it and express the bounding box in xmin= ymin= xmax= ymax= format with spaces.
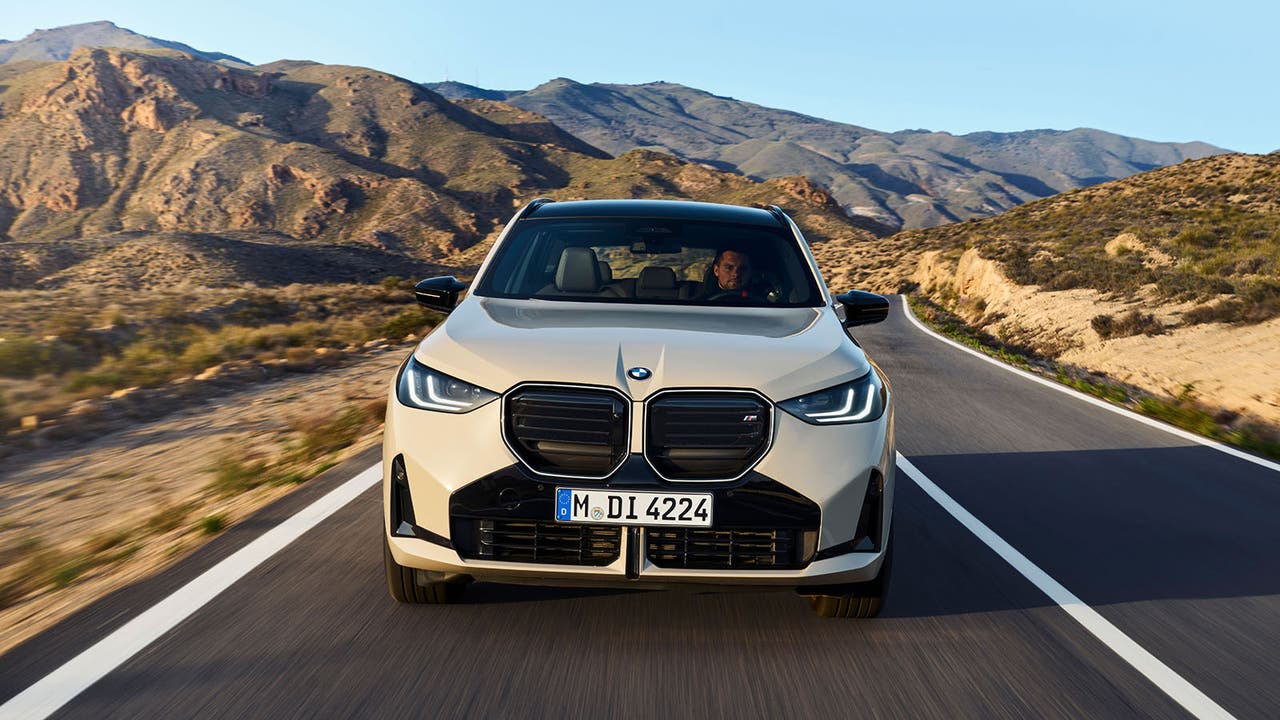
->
xmin=808 ymin=528 xmax=894 ymax=619
xmin=384 ymin=535 xmax=468 ymax=604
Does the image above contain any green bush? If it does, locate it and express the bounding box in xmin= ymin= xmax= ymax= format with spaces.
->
xmin=198 ymin=514 xmax=227 ymax=535
xmin=226 ymin=294 xmax=293 ymax=326
xmin=51 ymin=556 xmax=93 ymax=588
xmin=208 ymin=454 xmax=269 ymax=496
xmin=378 ymin=309 xmax=435 ymax=339
xmin=1156 ymin=270 xmax=1234 ymax=301
xmin=63 ymin=371 xmax=127 ymax=393
xmin=1183 ymin=280 xmax=1280 ymax=325
xmin=1005 ymin=251 xmax=1152 ymax=295
xmin=44 ymin=313 xmax=94 ymax=348
xmin=177 ymin=336 xmax=240 ymax=373
xmin=1174 ymin=227 xmax=1219 ymax=250
xmin=0 ymin=338 xmax=45 ymax=378
xmin=1055 ymin=371 xmax=1130 ymax=403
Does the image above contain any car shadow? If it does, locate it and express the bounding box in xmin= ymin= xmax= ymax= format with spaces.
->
xmin=459 ymin=583 xmax=643 ymax=605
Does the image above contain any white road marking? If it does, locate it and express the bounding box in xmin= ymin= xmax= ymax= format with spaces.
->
xmin=897 ymin=295 xmax=1280 ymax=474
xmin=0 ymin=464 xmax=382 ymax=720
xmin=898 ymin=454 xmax=1236 ymax=720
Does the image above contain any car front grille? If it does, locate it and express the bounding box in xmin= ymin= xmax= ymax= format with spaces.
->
xmin=645 ymin=392 xmax=771 ymax=480
xmin=504 ymin=386 xmax=628 ymax=478
xmin=646 ymin=527 xmax=813 ymax=569
xmin=456 ymin=519 xmax=622 ymax=566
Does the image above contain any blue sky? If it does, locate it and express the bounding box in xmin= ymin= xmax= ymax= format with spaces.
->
xmin=3 ymin=0 xmax=1276 ymax=153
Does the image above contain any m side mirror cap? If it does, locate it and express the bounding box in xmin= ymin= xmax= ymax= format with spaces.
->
xmin=414 ymin=276 xmax=468 ymax=314
xmin=836 ymin=290 xmax=890 ymax=327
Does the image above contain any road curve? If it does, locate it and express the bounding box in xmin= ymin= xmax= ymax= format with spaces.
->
xmin=2 ymin=297 xmax=1277 ymax=719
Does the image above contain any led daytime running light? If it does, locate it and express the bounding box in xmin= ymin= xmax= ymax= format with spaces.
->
xmin=398 ymin=359 xmax=496 ymax=413
xmin=811 ymin=387 xmax=876 ymax=423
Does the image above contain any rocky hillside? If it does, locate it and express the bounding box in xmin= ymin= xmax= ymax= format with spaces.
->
xmin=903 ymin=153 xmax=1280 ymax=323
xmin=0 ymin=48 xmax=882 ymax=290
xmin=903 ymin=153 xmax=1280 ymax=426
xmin=426 ymin=79 xmax=1226 ymax=230
xmin=0 ymin=20 xmax=246 ymax=66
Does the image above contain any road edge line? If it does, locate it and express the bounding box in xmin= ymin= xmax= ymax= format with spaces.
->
xmin=898 ymin=454 xmax=1236 ymax=720
xmin=0 ymin=464 xmax=382 ymax=720
xmin=897 ymin=295 xmax=1280 ymax=474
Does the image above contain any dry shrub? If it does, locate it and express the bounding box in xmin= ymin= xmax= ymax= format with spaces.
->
xmin=292 ymin=403 xmax=380 ymax=458
xmin=208 ymin=453 xmax=271 ymax=496
xmin=1091 ymin=310 xmax=1166 ymax=339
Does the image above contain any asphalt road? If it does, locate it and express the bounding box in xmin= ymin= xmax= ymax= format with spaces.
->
xmin=3 ymin=297 xmax=1278 ymax=719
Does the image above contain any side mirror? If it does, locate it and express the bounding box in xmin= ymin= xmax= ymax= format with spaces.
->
xmin=835 ymin=290 xmax=890 ymax=327
xmin=414 ymin=276 xmax=468 ymax=314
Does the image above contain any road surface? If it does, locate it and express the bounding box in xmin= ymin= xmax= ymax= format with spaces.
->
xmin=3 ymin=297 xmax=1277 ymax=719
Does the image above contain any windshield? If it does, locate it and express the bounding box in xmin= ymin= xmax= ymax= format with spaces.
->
xmin=473 ymin=218 xmax=824 ymax=307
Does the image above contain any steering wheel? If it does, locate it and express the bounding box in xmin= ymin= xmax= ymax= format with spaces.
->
xmin=705 ymin=289 xmax=748 ymax=301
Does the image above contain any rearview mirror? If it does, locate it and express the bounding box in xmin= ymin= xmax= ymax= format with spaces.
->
xmin=629 ymin=238 xmax=683 ymax=254
xmin=835 ymin=290 xmax=890 ymax=327
xmin=414 ymin=276 xmax=468 ymax=314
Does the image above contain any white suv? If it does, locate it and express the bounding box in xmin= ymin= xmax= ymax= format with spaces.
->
xmin=383 ymin=199 xmax=895 ymax=617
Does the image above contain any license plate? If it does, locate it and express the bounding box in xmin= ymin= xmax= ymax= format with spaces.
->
xmin=555 ymin=488 xmax=713 ymax=527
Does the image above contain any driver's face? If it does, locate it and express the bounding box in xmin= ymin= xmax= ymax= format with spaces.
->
xmin=714 ymin=250 xmax=752 ymax=290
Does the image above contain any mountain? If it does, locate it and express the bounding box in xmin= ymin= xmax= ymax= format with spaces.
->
xmin=424 ymin=79 xmax=1228 ymax=230
xmin=0 ymin=47 xmax=880 ymax=290
xmin=0 ymin=20 xmax=247 ymax=67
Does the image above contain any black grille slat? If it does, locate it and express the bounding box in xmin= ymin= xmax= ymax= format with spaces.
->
xmin=472 ymin=519 xmax=621 ymax=565
xmin=646 ymin=393 xmax=771 ymax=480
xmin=505 ymin=387 xmax=628 ymax=478
xmin=512 ymin=427 xmax=614 ymax=442
xmin=646 ymin=528 xmax=806 ymax=569
xmin=518 ymin=413 xmax=614 ymax=425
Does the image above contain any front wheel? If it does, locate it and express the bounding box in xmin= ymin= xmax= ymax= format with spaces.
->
xmin=807 ymin=529 xmax=894 ymax=618
xmin=384 ymin=535 xmax=468 ymax=604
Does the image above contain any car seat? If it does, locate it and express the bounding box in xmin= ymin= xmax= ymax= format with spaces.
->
xmin=635 ymin=266 xmax=682 ymax=300
xmin=537 ymin=248 xmax=622 ymax=297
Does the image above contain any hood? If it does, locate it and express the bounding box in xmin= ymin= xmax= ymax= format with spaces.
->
xmin=414 ymin=297 xmax=870 ymax=402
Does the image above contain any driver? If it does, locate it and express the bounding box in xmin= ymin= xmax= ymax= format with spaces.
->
xmin=702 ymin=248 xmax=765 ymax=301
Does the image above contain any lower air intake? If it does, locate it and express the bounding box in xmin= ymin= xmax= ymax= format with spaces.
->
xmin=461 ymin=519 xmax=621 ymax=566
xmin=646 ymin=528 xmax=813 ymax=569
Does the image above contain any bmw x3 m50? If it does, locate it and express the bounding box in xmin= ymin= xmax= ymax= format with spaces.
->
xmin=383 ymin=198 xmax=895 ymax=617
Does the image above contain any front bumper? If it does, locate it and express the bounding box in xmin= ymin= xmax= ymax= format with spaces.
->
xmin=383 ymin=381 xmax=895 ymax=588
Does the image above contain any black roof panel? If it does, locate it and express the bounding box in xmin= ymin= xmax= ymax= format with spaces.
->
xmin=525 ymin=199 xmax=783 ymax=227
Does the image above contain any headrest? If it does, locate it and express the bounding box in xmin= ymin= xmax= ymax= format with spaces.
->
xmin=597 ymin=261 xmax=613 ymax=284
xmin=638 ymin=266 xmax=677 ymax=290
xmin=556 ymin=247 xmax=601 ymax=292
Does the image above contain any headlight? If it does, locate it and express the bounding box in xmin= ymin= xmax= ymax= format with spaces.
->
xmin=778 ymin=369 xmax=886 ymax=424
xmin=396 ymin=357 xmax=497 ymax=413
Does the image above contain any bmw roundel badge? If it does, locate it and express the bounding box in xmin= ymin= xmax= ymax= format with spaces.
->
xmin=627 ymin=367 xmax=652 ymax=380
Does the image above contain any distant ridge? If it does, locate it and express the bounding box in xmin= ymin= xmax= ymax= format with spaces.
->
xmin=0 ymin=48 xmax=880 ymax=289
xmin=425 ymin=81 xmax=518 ymax=102
xmin=0 ymin=20 xmax=248 ymax=67
xmin=425 ymin=78 xmax=1228 ymax=229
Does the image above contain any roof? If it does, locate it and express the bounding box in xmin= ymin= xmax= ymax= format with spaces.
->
xmin=524 ymin=199 xmax=785 ymax=227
